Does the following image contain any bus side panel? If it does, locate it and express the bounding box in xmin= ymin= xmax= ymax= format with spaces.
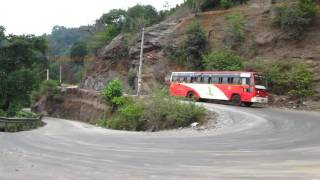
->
xmin=215 ymin=84 xmax=244 ymax=101
xmin=169 ymin=83 xmax=200 ymax=98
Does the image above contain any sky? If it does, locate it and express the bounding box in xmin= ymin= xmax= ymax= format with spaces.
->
xmin=0 ymin=0 xmax=184 ymax=36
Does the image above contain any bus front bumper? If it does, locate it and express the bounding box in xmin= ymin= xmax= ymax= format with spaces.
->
xmin=251 ymin=97 xmax=268 ymax=104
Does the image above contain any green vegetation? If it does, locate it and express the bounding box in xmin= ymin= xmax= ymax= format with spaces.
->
xmin=273 ymin=0 xmax=317 ymax=38
xmin=70 ymin=41 xmax=88 ymax=65
xmin=101 ymin=79 xmax=125 ymax=108
xmin=0 ymin=26 xmax=48 ymax=116
xmin=98 ymin=83 xmax=207 ymax=131
xmin=245 ymin=61 xmax=314 ymax=101
xmin=31 ymin=80 xmax=63 ymax=105
xmin=220 ymin=0 xmax=234 ymax=9
xmin=185 ymin=0 xmax=249 ymax=12
xmin=166 ymin=21 xmax=207 ymax=69
xmin=225 ymin=12 xmax=245 ymax=47
xmin=203 ymin=48 xmax=244 ymax=70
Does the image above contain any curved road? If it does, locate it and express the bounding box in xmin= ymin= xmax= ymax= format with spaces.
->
xmin=1 ymin=103 xmax=320 ymax=179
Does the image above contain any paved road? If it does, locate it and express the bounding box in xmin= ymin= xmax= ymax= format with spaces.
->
xmin=1 ymin=103 xmax=320 ymax=180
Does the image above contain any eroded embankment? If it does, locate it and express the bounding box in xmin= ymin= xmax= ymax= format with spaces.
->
xmin=32 ymin=88 xmax=111 ymax=124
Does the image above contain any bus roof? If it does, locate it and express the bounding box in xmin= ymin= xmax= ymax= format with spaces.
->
xmin=171 ymin=71 xmax=257 ymax=75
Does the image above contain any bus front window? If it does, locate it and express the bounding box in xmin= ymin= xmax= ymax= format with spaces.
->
xmin=254 ymin=75 xmax=267 ymax=90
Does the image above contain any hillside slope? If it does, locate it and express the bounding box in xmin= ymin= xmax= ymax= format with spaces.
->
xmin=80 ymin=0 xmax=320 ymax=108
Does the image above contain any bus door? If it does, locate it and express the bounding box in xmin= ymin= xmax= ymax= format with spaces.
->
xmin=241 ymin=76 xmax=253 ymax=102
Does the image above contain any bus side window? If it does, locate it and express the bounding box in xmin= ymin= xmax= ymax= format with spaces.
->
xmin=204 ymin=77 xmax=209 ymax=84
xmin=179 ymin=76 xmax=185 ymax=83
xmin=172 ymin=76 xmax=178 ymax=82
xmin=186 ymin=76 xmax=191 ymax=83
xmin=241 ymin=78 xmax=250 ymax=85
xmin=193 ymin=77 xmax=197 ymax=83
xmin=222 ymin=77 xmax=228 ymax=84
xmin=200 ymin=77 xmax=205 ymax=84
xmin=227 ymin=77 xmax=234 ymax=84
xmin=234 ymin=77 xmax=240 ymax=84
xmin=218 ymin=77 xmax=223 ymax=84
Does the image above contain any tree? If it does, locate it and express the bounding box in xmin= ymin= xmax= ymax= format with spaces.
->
xmin=70 ymin=41 xmax=88 ymax=65
xmin=0 ymin=26 xmax=5 ymax=39
xmin=273 ymin=0 xmax=317 ymax=38
xmin=0 ymin=29 xmax=48 ymax=113
xmin=202 ymin=48 xmax=244 ymax=70
xmin=98 ymin=9 xmax=127 ymax=29
xmin=124 ymin=4 xmax=159 ymax=31
xmin=183 ymin=21 xmax=207 ymax=69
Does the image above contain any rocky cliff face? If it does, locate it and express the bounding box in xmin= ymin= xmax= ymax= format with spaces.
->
xmin=81 ymin=16 xmax=189 ymax=93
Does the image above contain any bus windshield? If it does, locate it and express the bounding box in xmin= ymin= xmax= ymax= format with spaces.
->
xmin=254 ymin=75 xmax=267 ymax=90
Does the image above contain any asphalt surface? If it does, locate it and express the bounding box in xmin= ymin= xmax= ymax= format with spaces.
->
xmin=1 ymin=103 xmax=320 ymax=180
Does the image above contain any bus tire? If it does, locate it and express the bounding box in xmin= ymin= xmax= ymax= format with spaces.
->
xmin=244 ymin=102 xmax=253 ymax=107
xmin=231 ymin=94 xmax=242 ymax=106
xmin=187 ymin=91 xmax=197 ymax=101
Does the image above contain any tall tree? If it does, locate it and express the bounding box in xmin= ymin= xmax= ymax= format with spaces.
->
xmin=0 ymin=28 xmax=48 ymax=112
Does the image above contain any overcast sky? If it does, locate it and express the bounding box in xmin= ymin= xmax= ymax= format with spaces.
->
xmin=0 ymin=0 xmax=184 ymax=36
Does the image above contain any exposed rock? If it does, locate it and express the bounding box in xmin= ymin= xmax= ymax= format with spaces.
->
xmin=128 ymin=22 xmax=178 ymax=58
xmin=98 ymin=35 xmax=128 ymax=60
xmin=254 ymin=31 xmax=280 ymax=45
xmin=32 ymin=88 xmax=111 ymax=123
xmin=82 ymin=76 xmax=106 ymax=91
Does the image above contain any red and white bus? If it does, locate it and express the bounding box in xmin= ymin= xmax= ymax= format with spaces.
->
xmin=169 ymin=71 xmax=268 ymax=106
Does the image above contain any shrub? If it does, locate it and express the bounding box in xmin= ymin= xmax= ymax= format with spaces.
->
xmin=0 ymin=109 xmax=6 ymax=117
xmin=202 ymin=48 xmax=244 ymax=70
xmin=273 ymin=0 xmax=317 ymax=38
xmin=98 ymin=89 xmax=207 ymax=132
xmin=6 ymin=103 xmax=22 ymax=117
xmin=167 ymin=21 xmax=207 ymax=69
xmin=141 ymin=89 xmax=206 ymax=131
xmin=32 ymin=80 xmax=62 ymax=104
xmin=220 ymin=0 xmax=234 ymax=9
xmin=225 ymin=12 xmax=245 ymax=47
xmin=244 ymin=60 xmax=314 ymax=101
xmin=107 ymin=102 xmax=144 ymax=131
xmin=15 ymin=110 xmax=37 ymax=118
xmin=101 ymin=79 xmax=123 ymax=107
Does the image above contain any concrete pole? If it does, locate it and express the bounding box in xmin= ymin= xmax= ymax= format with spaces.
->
xmin=46 ymin=69 xmax=49 ymax=81
xmin=47 ymin=55 xmax=50 ymax=81
xmin=59 ymin=64 xmax=62 ymax=84
xmin=137 ymin=27 xmax=145 ymax=96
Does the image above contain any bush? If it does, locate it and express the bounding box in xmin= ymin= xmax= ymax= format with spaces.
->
xmin=244 ymin=60 xmax=314 ymax=101
xmin=225 ymin=12 xmax=245 ymax=47
xmin=32 ymin=80 xmax=62 ymax=104
xmin=107 ymin=102 xmax=144 ymax=131
xmin=15 ymin=110 xmax=37 ymax=118
xmin=0 ymin=109 xmax=6 ymax=117
xmin=203 ymin=48 xmax=244 ymax=70
xmin=220 ymin=0 xmax=234 ymax=9
xmin=167 ymin=21 xmax=207 ymax=69
xmin=101 ymin=79 xmax=123 ymax=107
xmin=273 ymin=0 xmax=317 ymax=38
xmin=141 ymin=90 xmax=206 ymax=131
xmin=98 ymin=89 xmax=207 ymax=132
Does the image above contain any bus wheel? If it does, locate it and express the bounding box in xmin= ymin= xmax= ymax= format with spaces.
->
xmin=244 ymin=102 xmax=253 ymax=107
xmin=231 ymin=94 xmax=242 ymax=106
xmin=187 ymin=91 xmax=196 ymax=101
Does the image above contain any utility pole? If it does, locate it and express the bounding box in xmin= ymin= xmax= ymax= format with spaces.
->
xmin=59 ymin=64 xmax=62 ymax=84
xmin=47 ymin=55 xmax=50 ymax=81
xmin=137 ymin=27 xmax=145 ymax=96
